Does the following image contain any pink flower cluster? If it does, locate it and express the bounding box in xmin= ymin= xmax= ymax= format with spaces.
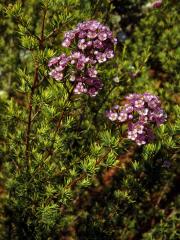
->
xmin=48 ymin=20 xmax=117 ymax=97
xmin=106 ymin=93 xmax=167 ymax=146
xmin=62 ymin=20 xmax=116 ymax=63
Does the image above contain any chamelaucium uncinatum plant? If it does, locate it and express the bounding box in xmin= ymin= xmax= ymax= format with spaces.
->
xmin=0 ymin=0 xmax=179 ymax=239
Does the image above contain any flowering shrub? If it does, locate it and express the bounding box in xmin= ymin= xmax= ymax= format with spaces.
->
xmin=107 ymin=93 xmax=167 ymax=145
xmin=49 ymin=20 xmax=117 ymax=96
xmin=0 ymin=0 xmax=179 ymax=239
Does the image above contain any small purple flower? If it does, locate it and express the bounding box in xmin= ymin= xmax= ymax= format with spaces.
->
xmin=128 ymin=130 xmax=138 ymax=141
xmin=93 ymin=39 xmax=104 ymax=49
xmin=134 ymin=123 xmax=144 ymax=134
xmin=76 ymin=55 xmax=86 ymax=70
xmin=123 ymin=104 xmax=134 ymax=113
xmin=64 ymin=30 xmax=77 ymax=40
xmin=128 ymin=114 xmax=133 ymax=120
xmin=78 ymin=31 xmax=87 ymax=38
xmin=87 ymin=67 xmax=97 ymax=78
xmin=118 ymin=112 xmax=127 ymax=122
xmin=106 ymin=111 xmax=118 ymax=121
xmin=88 ymin=87 xmax=98 ymax=97
xmin=87 ymin=31 xmax=97 ymax=39
xmin=71 ymin=51 xmax=81 ymax=59
xmin=105 ymin=50 xmax=114 ymax=59
xmin=96 ymin=53 xmax=107 ymax=63
xmin=138 ymin=108 xmax=149 ymax=116
xmin=89 ymin=20 xmax=100 ymax=31
xmin=48 ymin=54 xmax=67 ymax=67
xmin=48 ymin=57 xmax=60 ymax=67
xmin=87 ymin=41 xmax=93 ymax=47
xmin=98 ymin=31 xmax=108 ymax=41
xmin=78 ymin=39 xmax=87 ymax=50
xmin=74 ymin=82 xmax=87 ymax=94
xmin=78 ymin=23 xmax=87 ymax=30
xmin=134 ymin=99 xmax=144 ymax=109
xmin=49 ymin=70 xmax=63 ymax=81
xmin=62 ymin=38 xmax=71 ymax=47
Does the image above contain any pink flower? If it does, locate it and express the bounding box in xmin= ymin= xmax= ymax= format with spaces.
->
xmin=62 ymin=38 xmax=71 ymax=47
xmin=87 ymin=67 xmax=98 ymax=78
xmin=96 ymin=53 xmax=107 ymax=63
xmin=118 ymin=112 xmax=127 ymax=122
xmin=98 ymin=31 xmax=108 ymax=41
xmin=87 ymin=31 xmax=97 ymax=39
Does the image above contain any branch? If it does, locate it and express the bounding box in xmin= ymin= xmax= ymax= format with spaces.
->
xmin=155 ymin=183 xmax=170 ymax=208
xmin=25 ymin=63 xmax=38 ymax=168
xmin=45 ymin=28 xmax=60 ymax=41
xmin=25 ymin=8 xmax=47 ymax=168
xmin=39 ymin=8 xmax=47 ymax=50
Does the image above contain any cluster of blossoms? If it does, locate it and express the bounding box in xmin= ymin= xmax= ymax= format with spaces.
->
xmin=48 ymin=20 xmax=117 ymax=97
xmin=106 ymin=93 xmax=167 ymax=145
xmin=62 ymin=20 xmax=116 ymax=62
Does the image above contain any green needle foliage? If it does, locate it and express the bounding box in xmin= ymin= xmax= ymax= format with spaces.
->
xmin=0 ymin=0 xmax=179 ymax=239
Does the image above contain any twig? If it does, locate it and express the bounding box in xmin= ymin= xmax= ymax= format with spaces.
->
xmin=31 ymin=109 xmax=41 ymax=122
xmin=39 ymin=8 xmax=47 ymax=50
xmin=25 ymin=64 xmax=39 ymax=168
xmin=155 ymin=183 xmax=170 ymax=208
xmin=46 ymin=28 xmax=60 ymax=40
